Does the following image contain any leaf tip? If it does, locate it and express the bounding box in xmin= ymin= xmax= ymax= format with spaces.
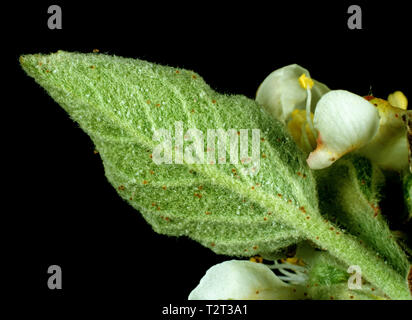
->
xmin=19 ymin=53 xmax=42 ymax=75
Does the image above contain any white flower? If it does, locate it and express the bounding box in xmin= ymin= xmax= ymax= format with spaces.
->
xmin=188 ymin=260 xmax=305 ymax=300
xmin=256 ymin=64 xmax=329 ymax=123
xmin=256 ymin=65 xmax=409 ymax=171
xmin=307 ymin=90 xmax=380 ymax=169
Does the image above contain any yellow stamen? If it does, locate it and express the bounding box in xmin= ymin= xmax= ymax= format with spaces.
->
xmin=249 ymin=256 xmax=263 ymax=263
xmin=388 ymin=91 xmax=408 ymax=110
xmin=280 ymin=257 xmax=305 ymax=266
xmin=288 ymin=109 xmax=316 ymax=153
xmin=298 ymin=74 xmax=316 ymax=139
xmin=298 ymin=74 xmax=314 ymax=90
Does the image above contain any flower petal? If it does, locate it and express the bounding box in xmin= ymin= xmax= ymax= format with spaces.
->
xmin=256 ymin=64 xmax=329 ymax=122
xmin=188 ymin=260 xmax=304 ymax=300
xmin=388 ymin=91 xmax=408 ymax=110
xmin=358 ymin=98 xmax=408 ymax=171
xmin=307 ymin=90 xmax=380 ymax=170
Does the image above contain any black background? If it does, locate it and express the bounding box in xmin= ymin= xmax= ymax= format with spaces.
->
xmin=8 ymin=0 xmax=412 ymax=314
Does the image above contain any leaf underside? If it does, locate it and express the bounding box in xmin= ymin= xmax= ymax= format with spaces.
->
xmin=20 ymin=51 xmax=411 ymax=299
xmin=20 ymin=51 xmax=316 ymax=258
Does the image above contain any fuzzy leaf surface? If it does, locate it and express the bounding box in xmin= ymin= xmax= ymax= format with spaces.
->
xmin=20 ymin=51 xmax=411 ymax=299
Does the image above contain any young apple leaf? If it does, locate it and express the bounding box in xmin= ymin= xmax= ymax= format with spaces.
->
xmin=316 ymin=155 xmax=410 ymax=276
xmin=20 ymin=51 xmax=411 ymax=299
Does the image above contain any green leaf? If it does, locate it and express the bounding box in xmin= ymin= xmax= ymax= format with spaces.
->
xmin=20 ymin=51 xmax=411 ymax=299
xmin=316 ymin=155 xmax=410 ymax=276
xmin=403 ymin=172 xmax=412 ymax=221
xmin=20 ymin=51 xmax=313 ymax=258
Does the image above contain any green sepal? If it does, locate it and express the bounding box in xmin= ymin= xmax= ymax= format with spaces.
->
xmin=296 ymin=243 xmax=387 ymax=300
